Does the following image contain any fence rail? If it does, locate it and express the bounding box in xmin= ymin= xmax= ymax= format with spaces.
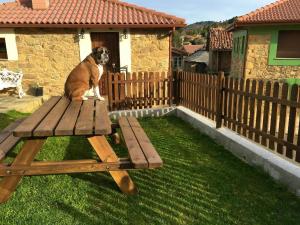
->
xmin=108 ymin=72 xmax=173 ymax=111
xmin=176 ymin=71 xmax=300 ymax=164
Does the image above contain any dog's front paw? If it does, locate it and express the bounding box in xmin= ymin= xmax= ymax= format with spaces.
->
xmin=97 ymin=96 xmax=105 ymax=101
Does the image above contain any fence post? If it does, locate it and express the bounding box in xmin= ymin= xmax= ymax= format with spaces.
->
xmin=216 ymin=71 xmax=224 ymax=128
xmin=169 ymin=70 xmax=174 ymax=106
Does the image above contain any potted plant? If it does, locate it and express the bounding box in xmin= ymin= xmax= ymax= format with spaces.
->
xmin=30 ymin=83 xmax=43 ymax=96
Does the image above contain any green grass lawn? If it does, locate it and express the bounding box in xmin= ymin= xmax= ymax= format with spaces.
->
xmin=0 ymin=111 xmax=300 ymax=225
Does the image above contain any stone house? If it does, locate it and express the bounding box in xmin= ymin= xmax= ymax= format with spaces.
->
xmin=184 ymin=50 xmax=209 ymax=73
xmin=229 ymin=0 xmax=300 ymax=80
xmin=0 ymin=0 xmax=185 ymax=95
xmin=207 ymin=28 xmax=232 ymax=75
xmin=172 ymin=47 xmax=187 ymax=71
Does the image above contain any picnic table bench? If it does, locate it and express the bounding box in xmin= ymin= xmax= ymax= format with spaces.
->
xmin=0 ymin=96 xmax=163 ymax=203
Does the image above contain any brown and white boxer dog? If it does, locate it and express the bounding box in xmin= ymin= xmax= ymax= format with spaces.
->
xmin=64 ymin=47 xmax=109 ymax=101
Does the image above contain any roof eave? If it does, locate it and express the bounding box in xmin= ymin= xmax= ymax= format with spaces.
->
xmin=0 ymin=23 xmax=186 ymax=29
xmin=234 ymin=20 xmax=300 ymax=29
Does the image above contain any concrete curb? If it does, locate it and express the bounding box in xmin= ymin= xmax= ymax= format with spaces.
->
xmin=176 ymin=106 xmax=300 ymax=197
xmin=109 ymin=107 xmax=177 ymax=120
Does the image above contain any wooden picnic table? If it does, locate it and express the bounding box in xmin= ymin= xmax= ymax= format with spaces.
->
xmin=0 ymin=96 xmax=163 ymax=203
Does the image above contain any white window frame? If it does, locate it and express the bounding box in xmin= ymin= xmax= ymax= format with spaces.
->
xmin=78 ymin=28 xmax=132 ymax=72
xmin=0 ymin=29 xmax=18 ymax=61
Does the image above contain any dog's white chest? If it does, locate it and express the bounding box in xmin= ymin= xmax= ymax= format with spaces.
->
xmin=97 ymin=65 xmax=104 ymax=81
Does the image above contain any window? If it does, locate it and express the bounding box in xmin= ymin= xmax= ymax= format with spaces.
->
xmin=0 ymin=38 xmax=7 ymax=60
xmin=173 ymin=56 xmax=183 ymax=69
xmin=276 ymin=30 xmax=300 ymax=58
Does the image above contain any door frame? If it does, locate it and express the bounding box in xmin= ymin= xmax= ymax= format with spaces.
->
xmin=78 ymin=28 xmax=132 ymax=73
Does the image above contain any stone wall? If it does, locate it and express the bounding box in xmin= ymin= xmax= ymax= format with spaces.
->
xmin=0 ymin=28 xmax=171 ymax=96
xmin=0 ymin=28 xmax=80 ymax=95
xmin=244 ymin=33 xmax=300 ymax=80
xmin=131 ymin=29 xmax=170 ymax=72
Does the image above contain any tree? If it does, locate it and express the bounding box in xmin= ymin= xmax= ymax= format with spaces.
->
xmin=172 ymin=31 xmax=183 ymax=48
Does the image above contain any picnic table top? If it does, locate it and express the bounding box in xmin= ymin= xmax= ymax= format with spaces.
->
xmin=13 ymin=96 xmax=112 ymax=138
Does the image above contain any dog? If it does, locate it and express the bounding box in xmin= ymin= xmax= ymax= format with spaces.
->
xmin=64 ymin=47 xmax=109 ymax=101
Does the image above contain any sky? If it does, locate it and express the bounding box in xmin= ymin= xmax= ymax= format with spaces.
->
xmin=125 ymin=0 xmax=275 ymax=24
xmin=0 ymin=0 xmax=276 ymax=24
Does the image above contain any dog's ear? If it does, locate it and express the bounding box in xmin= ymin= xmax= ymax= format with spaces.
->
xmin=92 ymin=48 xmax=98 ymax=55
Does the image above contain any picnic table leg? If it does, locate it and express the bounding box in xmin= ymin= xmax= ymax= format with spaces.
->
xmin=0 ymin=138 xmax=46 ymax=203
xmin=88 ymin=136 xmax=138 ymax=195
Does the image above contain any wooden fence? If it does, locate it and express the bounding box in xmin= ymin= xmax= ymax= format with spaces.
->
xmin=107 ymin=72 xmax=173 ymax=111
xmin=176 ymin=71 xmax=300 ymax=164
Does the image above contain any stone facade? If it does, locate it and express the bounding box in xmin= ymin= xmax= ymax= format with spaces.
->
xmin=238 ymin=33 xmax=300 ymax=80
xmin=131 ymin=29 xmax=170 ymax=72
xmin=0 ymin=28 xmax=80 ymax=95
xmin=0 ymin=28 xmax=171 ymax=96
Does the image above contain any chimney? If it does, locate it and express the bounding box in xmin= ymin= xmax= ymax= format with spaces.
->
xmin=31 ymin=0 xmax=50 ymax=10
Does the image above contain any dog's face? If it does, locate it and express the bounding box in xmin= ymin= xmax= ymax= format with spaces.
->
xmin=92 ymin=47 xmax=110 ymax=65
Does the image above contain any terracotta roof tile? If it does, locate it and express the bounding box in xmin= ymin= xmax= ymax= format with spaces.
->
xmin=182 ymin=45 xmax=204 ymax=55
xmin=209 ymin=28 xmax=232 ymax=50
xmin=236 ymin=0 xmax=300 ymax=25
xmin=0 ymin=0 xmax=185 ymax=27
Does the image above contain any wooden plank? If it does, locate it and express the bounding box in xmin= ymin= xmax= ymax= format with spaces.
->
xmin=182 ymin=72 xmax=188 ymax=107
xmin=13 ymin=96 xmax=61 ymax=137
xmin=149 ymin=72 xmax=154 ymax=108
xmin=248 ymin=80 xmax=257 ymax=140
xmin=0 ymin=138 xmax=46 ymax=203
xmin=127 ymin=117 xmax=163 ymax=168
xmin=88 ymin=136 xmax=138 ymax=195
xmin=162 ymin=72 xmax=167 ymax=106
xmin=286 ymin=84 xmax=298 ymax=159
xmin=0 ymin=160 xmax=133 ymax=176
xmin=200 ymin=74 xmax=205 ymax=115
xmin=209 ymin=75 xmax=214 ymax=119
xmin=75 ymin=99 xmax=95 ymax=135
xmin=227 ymin=78 xmax=234 ymax=129
xmin=126 ymin=72 xmax=132 ymax=109
xmin=138 ymin=72 xmax=143 ymax=109
xmin=0 ymin=119 xmax=24 ymax=144
xmin=269 ymin=82 xmax=279 ymax=150
xmin=120 ymin=73 xmax=126 ymax=109
xmin=132 ymin=72 xmax=137 ymax=109
xmin=277 ymin=83 xmax=289 ymax=154
xmin=55 ymin=100 xmax=82 ymax=136
xmin=33 ymin=97 xmax=70 ymax=137
xmin=94 ymin=100 xmax=112 ymax=135
xmin=119 ymin=117 xmax=148 ymax=168
xmin=155 ymin=72 xmax=160 ymax=106
xmin=261 ymin=81 xmax=272 ymax=146
xmin=254 ymin=80 xmax=264 ymax=143
xmin=216 ymin=72 xmax=224 ymax=128
xmin=223 ymin=77 xmax=229 ymax=127
xmin=143 ymin=72 xmax=149 ymax=108
xmin=0 ymin=135 xmax=21 ymax=161
xmin=242 ymin=80 xmax=250 ymax=136
xmin=232 ymin=79 xmax=239 ymax=131
xmin=237 ymin=79 xmax=244 ymax=134
xmin=212 ymin=76 xmax=217 ymax=120
xmin=196 ymin=74 xmax=201 ymax=114
xmin=114 ymin=73 xmax=120 ymax=110
xmin=108 ymin=73 xmax=113 ymax=111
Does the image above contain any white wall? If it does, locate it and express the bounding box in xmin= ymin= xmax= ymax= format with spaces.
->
xmin=78 ymin=29 xmax=132 ymax=72
xmin=0 ymin=28 xmax=18 ymax=61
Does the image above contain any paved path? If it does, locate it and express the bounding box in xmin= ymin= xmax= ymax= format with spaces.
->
xmin=0 ymin=95 xmax=49 ymax=113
